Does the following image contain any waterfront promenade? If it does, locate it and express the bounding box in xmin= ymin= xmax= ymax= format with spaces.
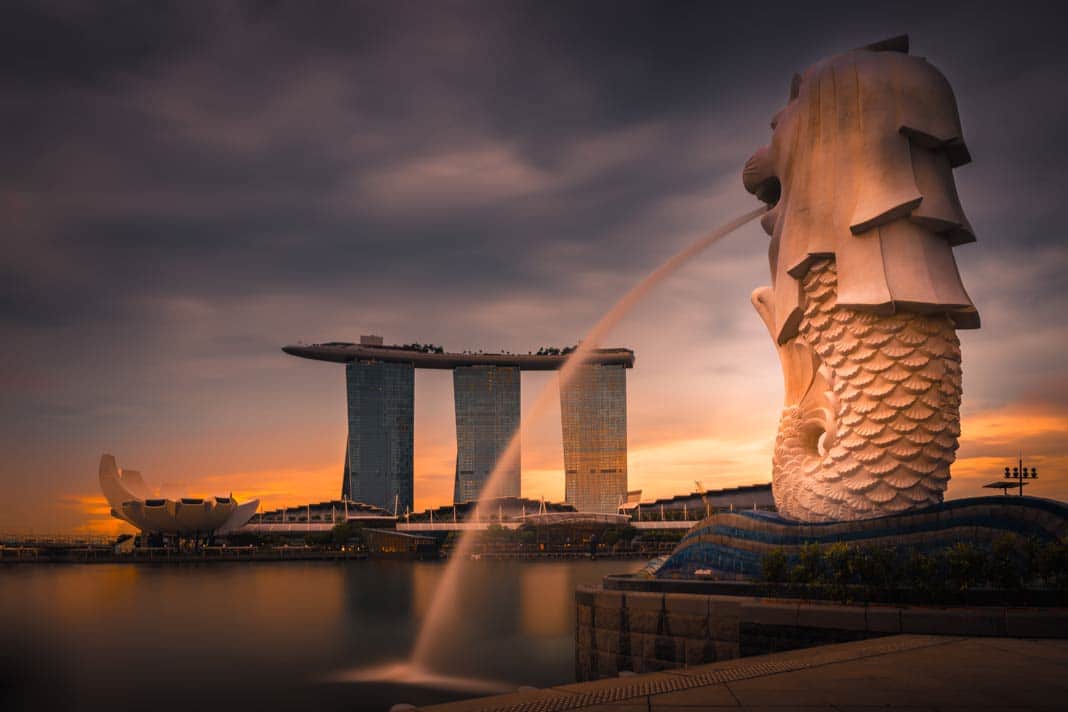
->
xmin=418 ymin=635 xmax=1068 ymax=711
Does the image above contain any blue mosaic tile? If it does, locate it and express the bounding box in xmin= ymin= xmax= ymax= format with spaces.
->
xmin=655 ymin=497 xmax=1068 ymax=580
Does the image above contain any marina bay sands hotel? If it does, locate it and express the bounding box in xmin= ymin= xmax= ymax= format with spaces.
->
xmin=283 ymin=336 xmax=635 ymax=514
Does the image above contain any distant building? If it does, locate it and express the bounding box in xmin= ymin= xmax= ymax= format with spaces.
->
xmin=283 ymin=336 xmax=634 ymax=509
xmin=98 ymin=454 xmax=258 ymax=536
xmin=453 ymin=365 xmax=521 ymax=503
xmin=251 ymin=499 xmax=394 ymax=524
xmin=408 ymin=496 xmax=576 ymax=523
xmin=628 ymin=484 xmax=775 ymax=519
xmin=342 ymin=359 xmax=414 ymax=514
xmin=561 ymin=363 xmax=628 ymax=513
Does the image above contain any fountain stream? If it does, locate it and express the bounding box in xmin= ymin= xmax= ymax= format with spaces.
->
xmin=338 ymin=205 xmax=766 ymax=692
xmin=413 ymin=204 xmax=766 ymax=668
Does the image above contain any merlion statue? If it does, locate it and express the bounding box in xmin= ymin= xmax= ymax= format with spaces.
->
xmin=743 ymin=35 xmax=979 ymax=522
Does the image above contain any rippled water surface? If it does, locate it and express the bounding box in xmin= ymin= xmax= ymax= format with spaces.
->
xmin=0 ymin=559 xmax=641 ymax=712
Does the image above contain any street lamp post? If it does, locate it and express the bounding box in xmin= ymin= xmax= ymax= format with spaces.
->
xmin=1004 ymin=455 xmax=1038 ymax=496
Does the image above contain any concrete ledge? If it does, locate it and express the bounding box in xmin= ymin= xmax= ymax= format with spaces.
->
xmin=664 ymin=592 xmax=710 ymax=616
xmin=864 ymin=605 xmax=903 ymax=633
xmin=740 ymin=600 xmax=799 ymax=627
xmin=900 ymin=606 xmax=1006 ymax=636
xmin=796 ymin=602 xmax=868 ymax=630
xmin=624 ymin=591 xmax=664 ymax=610
xmin=593 ymin=589 xmax=623 ymax=609
xmin=575 ymin=587 xmax=596 ymax=607
xmin=1006 ymin=608 xmax=1068 ymax=637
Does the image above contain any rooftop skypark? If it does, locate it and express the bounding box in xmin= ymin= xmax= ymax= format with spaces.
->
xmin=282 ymin=335 xmax=635 ymax=370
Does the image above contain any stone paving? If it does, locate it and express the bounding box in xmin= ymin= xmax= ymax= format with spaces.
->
xmin=417 ymin=635 xmax=1068 ymax=711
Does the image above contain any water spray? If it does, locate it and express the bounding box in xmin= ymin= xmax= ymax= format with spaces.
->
xmin=411 ymin=204 xmax=767 ymax=667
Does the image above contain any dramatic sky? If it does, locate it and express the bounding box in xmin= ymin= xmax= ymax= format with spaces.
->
xmin=2 ymin=0 xmax=1065 ymax=534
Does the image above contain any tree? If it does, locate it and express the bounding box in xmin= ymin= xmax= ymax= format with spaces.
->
xmin=761 ymin=548 xmax=788 ymax=583
xmin=1035 ymin=538 xmax=1068 ymax=588
xmin=987 ymin=534 xmax=1023 ymax=589
xmin=946 ymin=542 xmax=985 ymax=591
xmin=853 ymin=544 xmax=899 ymax=597
xmin=824 ymin=542 xmax=855 ymax=599
xmin=331 ymin=521 xmax=362 ymax=547
xmin=791 ymin=542 xmax=823 ymax=584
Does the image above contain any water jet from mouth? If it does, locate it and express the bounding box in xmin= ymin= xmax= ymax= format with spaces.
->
xmin=411 ymin=204 xmax=766 ymax=669
xmin=335 ymin=205 xmax=766 ymax=690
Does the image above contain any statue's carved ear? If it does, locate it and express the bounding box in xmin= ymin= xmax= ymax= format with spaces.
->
xmin=859 ymin=34 xmax=909 ymax=53
xmin=895 ymin=58 xmax=971 ymax=167
xmin=908 ymin=143 xmax=976 ymax=245
xmin=850 ymin=54 xmax=923 ymax=235
xmin=850 ymin=51 xmax=972 ymax=235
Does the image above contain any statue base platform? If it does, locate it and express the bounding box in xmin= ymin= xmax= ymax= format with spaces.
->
xmin=653 ymin=496 xmax=1068 ymax=580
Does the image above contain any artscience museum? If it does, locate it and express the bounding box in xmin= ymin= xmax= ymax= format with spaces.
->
xmin=98 ymin=454 xmax=259 ymax=537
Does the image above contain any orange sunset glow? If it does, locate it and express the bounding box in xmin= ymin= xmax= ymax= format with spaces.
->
xmin=63 ymin=393 xmax=1068 ymax=537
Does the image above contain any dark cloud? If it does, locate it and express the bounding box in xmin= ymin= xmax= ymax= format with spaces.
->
xmin=0 ymin=1 xmax=198 ymax=88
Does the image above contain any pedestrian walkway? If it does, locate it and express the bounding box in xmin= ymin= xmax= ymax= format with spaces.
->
xmin=417 ymin=635 xmax=1068 ymax=711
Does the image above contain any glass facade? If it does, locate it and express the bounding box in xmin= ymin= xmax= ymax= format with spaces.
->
xmin=560 ymin=364 xmax=628 ymax=513
xmin=342 ymin=360 xmax=414 ymax=514
xmin=452 ymin=365 xmax=521 ymax=503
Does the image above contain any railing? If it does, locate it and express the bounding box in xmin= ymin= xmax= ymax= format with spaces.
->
xmin=631 ymin=520 xmax=697 ymax=529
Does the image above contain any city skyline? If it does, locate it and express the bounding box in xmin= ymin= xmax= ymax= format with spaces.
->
xmin=1 ymin=2 xmax=1066 ymax=534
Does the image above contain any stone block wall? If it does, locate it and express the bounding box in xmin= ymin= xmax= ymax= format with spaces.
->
xmin=575 ymin=586 xmax=1068 ymax=681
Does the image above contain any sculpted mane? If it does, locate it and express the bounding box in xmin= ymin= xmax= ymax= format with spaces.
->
xmin=744 ymin=36 xmax=979 ymax=522
xmin=744 ymin=35 xmax=979 ymax=345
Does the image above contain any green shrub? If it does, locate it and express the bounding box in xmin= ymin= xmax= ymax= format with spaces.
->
xmin=823 ymin=542 xmax=855 ymax=600
xmin=798 ymin=542 xmax=824 ymax=582
xmin=484 ymin=523 xmax=508 ymax=541
xmin=330 ymin=521 xmax=363 ymax=546
xmin=824 ymin=542 xmax=853 ymax=583
xmin=757 ymin=536 xmax=1063 ymax=602
xmin=517 ymin=526 xmax=537 ymax=546
xmin=853 ymin=544 xmax=899 ymax=593
xmin=1035 ymin=537 xmax=1068 ymax=588
xmin=761 ymin=548 xmax=788 ymax=583
xmin=904 ymin=549 xmax=940 ymax=596
xmin=945 ymin=542 xmax=985 ymax=591
xmin=987 ymin=534 xmax=1023 ymax=589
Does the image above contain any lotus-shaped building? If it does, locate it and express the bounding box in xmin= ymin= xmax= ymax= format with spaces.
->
xmin=99 ymin=454 xmax=259 ymax=535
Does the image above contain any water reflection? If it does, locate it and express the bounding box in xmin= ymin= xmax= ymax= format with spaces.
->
xmin=521 ymin=565 xmax=571 ymax=638
xmin=0 ymin=559 xmax=639 ymax=712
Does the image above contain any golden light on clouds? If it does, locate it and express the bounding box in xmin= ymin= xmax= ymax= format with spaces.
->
xmin=42 ymin=385 xmax=1066 ymax=534
xmin=950 ymin=401 xmax=1068 ymax=500
xmin=59 ymin=494 xmax=134 ymax=536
